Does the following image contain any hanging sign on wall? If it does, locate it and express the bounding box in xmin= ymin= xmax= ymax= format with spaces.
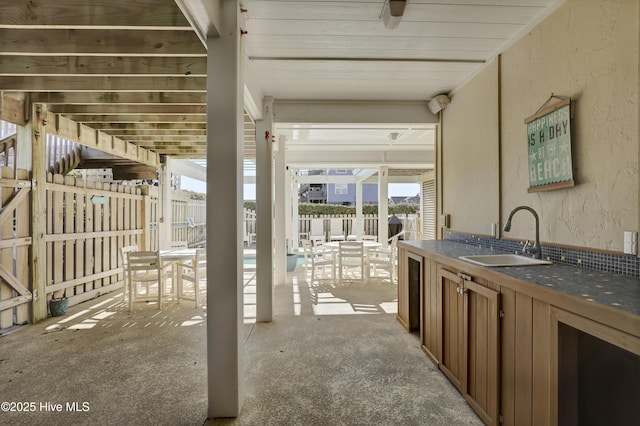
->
xmin=524 ymin=97 xmax=574 ymax=192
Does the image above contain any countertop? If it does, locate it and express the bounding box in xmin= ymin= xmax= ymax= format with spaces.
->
xmin=398 ymin=240 xmax=640 ymax=318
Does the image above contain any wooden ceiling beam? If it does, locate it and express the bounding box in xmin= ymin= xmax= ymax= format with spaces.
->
xmin=0 ymin=76 xmax=206 ymax=91
xmin=152 ymin=148 xmax=204 ymax=155
xmin=49 ymin=113 xmax=160 ymax=167
xmin=102 ymin=129 xmax=206 ymax=136
xmin=121 ymin=136 xmax=206 ymax=142
xmin=0 ymin=56 xmax=207 ymax=76
xmin=0 ymin=92 xmax=27 ymax=125
xmin=64 ymin=114 xmax=206 ymax=123
xmin=29 ymin=91 xmax=207 ymax=104
xmin=133 ymin=140 xmax=206 ymax=146
xmin=0 ymin=28 xmax=204 ymax=56
xmin=50 ymin=104 xmax=206 ymax=114
xmin=86 ymin=122 xmax=206 ymax=130
xmin=0 ymin=0 xmax=191 ymax=28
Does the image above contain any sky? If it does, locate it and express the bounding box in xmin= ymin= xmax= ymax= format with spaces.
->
xmin=180 ymin=176 xmax=419 ymax=200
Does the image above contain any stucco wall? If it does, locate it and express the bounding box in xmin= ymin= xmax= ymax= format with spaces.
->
xmin=443 ymin=0 xmax=639 ymax=253
xmin=442 ymin=59 xmax=500 ymax=235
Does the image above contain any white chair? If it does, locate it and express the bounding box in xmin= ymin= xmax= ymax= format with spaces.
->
xmin=127 ymin=250 xmax=172 ymax=311
xmin=337 ymin=241 xmax=366 ymax=281
xmin=169 ymin=241 xmax=188 ymax=248
xmin=310 ymin=235 xmax=325 ymax=247
xmin=309 ymin=218 xmax=325 ymax=243
xmin=329 ymin=218 xmax=345 ymax=241
xmin=369 ymin=238 xmax=398 ymax=282
xmin=388 ymin=230 xmax=405 ymax=243
xmin=243 ymin=223 xmax=256 ymax=247
xmin=301 ymin=239 xmax=334 ymax=282
xmin=120 ymin=245 xmax=139 ymax=301
xmin=347 ymin=233 xmax=377 ymax=241
xmin=177 ymin=248 xmax=206 ymax=307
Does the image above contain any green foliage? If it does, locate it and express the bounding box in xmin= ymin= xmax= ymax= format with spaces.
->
xmin=185 ymin=190 xmax=206 ymax=201
xmin=243 ymin=201 xmax=418 ymax=215
xmin=297 ymin=203 xmax=419 ymax=216
xmin=389 ymin=203 xmax=420 ymax=215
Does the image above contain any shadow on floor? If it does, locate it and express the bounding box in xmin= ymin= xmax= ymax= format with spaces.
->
xmin=0 ymin=263 xmax=480 ymax=425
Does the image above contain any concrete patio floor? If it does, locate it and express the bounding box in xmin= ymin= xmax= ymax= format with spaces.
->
xmin=0 ymin=261 xmax=481 ymax=425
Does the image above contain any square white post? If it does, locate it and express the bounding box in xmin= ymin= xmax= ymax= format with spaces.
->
xmin=256 ymin=97 xmax=274 ymax=322
xmin=378 ymin=166 xmax=389 ymax=244
xmin=355 ymin=181 xmax=364 ymax=239
xmin=206 ymin=1 xmax=245 ymax=417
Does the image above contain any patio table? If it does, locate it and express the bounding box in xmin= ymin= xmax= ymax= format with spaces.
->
xmin=323 ymin=241 xmax=382 ymax=279
xmin=160 ymin=249 xmax=198 ymax=296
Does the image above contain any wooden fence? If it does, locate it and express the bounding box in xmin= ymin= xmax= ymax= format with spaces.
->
xmin=0 ymin=169 xmax=212 ymax=330
xmin=0 ymin=167 xmax=30 ymax=330
xmin=297 ymin=214 xmax=420 ymax=241
xmin=172 ymin=192 xmax=206 ymax=247
xmin=44 ymin=174 xmax=146 ymax=305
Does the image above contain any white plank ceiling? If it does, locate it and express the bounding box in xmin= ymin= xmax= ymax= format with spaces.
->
xmin=244 ymin=0 xmax=562 ymax=100
xmin=0 ymin=0 xmax=563 ymax=169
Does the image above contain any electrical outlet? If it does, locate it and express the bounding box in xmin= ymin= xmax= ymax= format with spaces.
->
xmin=491 ymin=223 xmax=498 ymax=238
xmin=624 ymin=231 xmax=638 ymax=255
xmin=440 ymin=214 xmax=450 ymax=228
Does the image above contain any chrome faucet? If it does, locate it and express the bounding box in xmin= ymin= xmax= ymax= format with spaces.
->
xmin=503 ymin=206 xmax=542 ymax=259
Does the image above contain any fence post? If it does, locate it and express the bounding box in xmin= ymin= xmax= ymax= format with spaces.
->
xmin=30 ymin=103 xmax=48 ymax=322
xmin=139 ymin=185 xmax=151 ymax=251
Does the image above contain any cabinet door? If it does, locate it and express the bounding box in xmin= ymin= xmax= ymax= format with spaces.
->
xmin=463 ymin=280 xmax=501 ymax=426
xmin=438 ymin=267 xmax=464 ymax=391
xmin=397 ymin=249 xmax=422 ymax=332
xmin=397 ymin=248 xmax=409 ymax=330
xmin=421 ymin=258 xmax=440 ymax=364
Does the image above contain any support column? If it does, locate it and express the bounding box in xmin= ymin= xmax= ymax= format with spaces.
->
xmin=355 ymin=181 xmax=363 ymax=239
xmin=255 ymin=97 xmax=273 ymax=322
xmin=284 ymin=169 xmax=293 ymax=258
xmin=159 ymin=158 xmax=172 ymax=248
xmin=30 ymin=103 xmax=47 ymax=322
xmin=206 ymin=1 xmax=244 ymax=417
xmin=16 ymin=120 xmax=32 ymax=171
xmin=274 ymin=136 xmax=286 ymax=286
xmin=378 ymin=166 xmax=389 ymax=244
xmin=291 ymin=169 xmax=300 ymax=250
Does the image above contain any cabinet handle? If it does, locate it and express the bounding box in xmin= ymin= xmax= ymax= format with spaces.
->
xmin=457 ymin=272 xmax=472 ymax=281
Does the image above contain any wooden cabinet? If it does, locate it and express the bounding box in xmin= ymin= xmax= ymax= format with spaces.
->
xmin=500 ymin=289 xmax=553 ymax=426
xmin=420 ymin=258 xmax=439 ymax=364
xmin=398 ymin=242 xmax=640 ymax=426
xmin=397 ymin=248 xmax=409 ymax=330
xmin=438 ymin=266 xmax=501 ymax=426
xmin=438 ymin=267 xmax=464 ymax=389
xmin=463 ymin=279 xmax=500 ymax=426
xmin=397 ymin=248 xmax=421 ymax=332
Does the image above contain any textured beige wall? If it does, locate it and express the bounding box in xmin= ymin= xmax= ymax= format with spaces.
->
xmin=442 ymin=0 xmax=639 ymax=252
xmin=442 ymin=59 xmax=499 ymax=236
xmin=500 ymin=0 xmax=638 ymax=251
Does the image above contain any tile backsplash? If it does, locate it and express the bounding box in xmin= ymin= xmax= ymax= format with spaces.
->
xmin=444 ymin=231 xmax=640 ymax=278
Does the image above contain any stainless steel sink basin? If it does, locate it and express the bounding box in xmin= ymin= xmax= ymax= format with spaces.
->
xmin=458 ymin=254 xmax=552 ymax=267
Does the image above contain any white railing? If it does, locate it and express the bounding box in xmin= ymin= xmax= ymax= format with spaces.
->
xmin=240 ymin=210 xmax=419 ymax=247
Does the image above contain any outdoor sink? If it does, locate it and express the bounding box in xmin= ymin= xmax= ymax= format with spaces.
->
xmin=458 ymin=254 xmax=552 ymax=267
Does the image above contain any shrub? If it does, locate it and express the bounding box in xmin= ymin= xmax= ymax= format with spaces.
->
xmin=244 ymin=201 xmax=418 ymax=215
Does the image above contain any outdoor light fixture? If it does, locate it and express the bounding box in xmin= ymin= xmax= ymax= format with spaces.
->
xmin=380 ymin=0 xmax=407 ymax=30
xmin=428 ymin=94 xmax=451 ymax=115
